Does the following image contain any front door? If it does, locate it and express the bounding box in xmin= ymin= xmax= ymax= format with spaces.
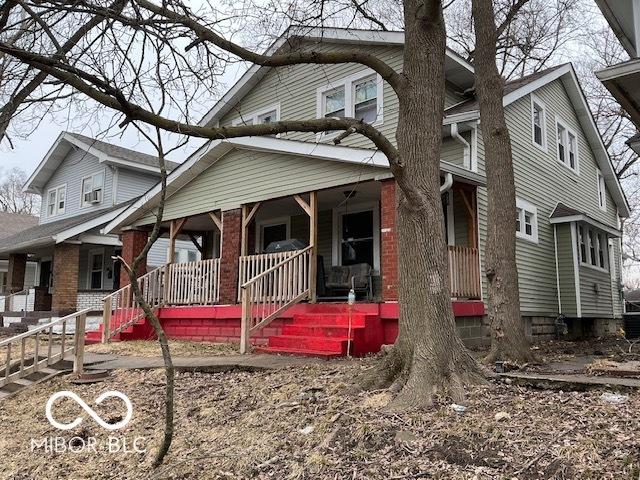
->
xmin=340 ymin=210 xmax=374 ymax=267
xmin=39 ymin=261 xmax=52 ymax=293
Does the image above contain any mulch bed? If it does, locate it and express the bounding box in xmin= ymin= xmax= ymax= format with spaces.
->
xmin=1 ymin=355 xmax=639 ymax=479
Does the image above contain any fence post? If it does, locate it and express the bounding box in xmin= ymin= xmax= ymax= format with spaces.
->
xmin=240 ymin=288 xmax=250 ymax=354
xmin=102 ymin=296 xmax=112 ymax=343
xmin=73 ymin=313 xmax=87 ymax=377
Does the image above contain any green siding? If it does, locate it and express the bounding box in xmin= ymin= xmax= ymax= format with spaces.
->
xmin=135 ymin=149 xmax=387 ymax=225
xmin=556 ymin=223 xmax=577 ymax=316
xmin=611 ymin=239 xmax=624 ymax=318
xmin=452 ymin=190 xmax=470 ymax=247
xmin=477 ymin=79 xmax=622 ymax=317
xmin=580 ymin=264 xmax=613 ymax=317
xmin=218 ymin=41 xmax=465 ymax=150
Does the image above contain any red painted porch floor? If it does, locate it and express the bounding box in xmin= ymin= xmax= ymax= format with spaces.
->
xmin=87 ymin=301 xmax=485 ymax=358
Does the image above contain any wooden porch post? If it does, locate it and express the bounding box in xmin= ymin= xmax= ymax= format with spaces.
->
xmin=309 ymin=192 xmax=318 ymax=302
xmin=241 ymin=202 xmax=261 ymax=257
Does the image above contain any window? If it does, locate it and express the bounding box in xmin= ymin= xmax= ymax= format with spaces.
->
xmin=317 ymin=70 xmax=383 ymax=133
xmin=578 ymin=224 xmax=608 ymax=270
xmin=89 ymin=250 xmax=104 ymax=290
xmin=515 ymin=198 xmax=538 ymax=243
xmin=597 ymin=170 xmax=607 ymax=211
xmin=323 ymin=87 xmax=346 ymax=119
xmin=256 ymin=218 xmax=290 ymax=253
xmin=81 ymin=171 xmax=105 ymax=207
xmin=531 ymin=94 xmax=547 ymax=150
xmin=353 ymin=76 xmax=377 ymax=123
xmin=46 ymin=185 xmax=66 ymax=217
xmin=556 ymin=118 xmax=579 ymax=173
xmin=232 ymin=104 xmax=280 ymax=128
xmin=340 ymin=210 xmax=374 ymax=267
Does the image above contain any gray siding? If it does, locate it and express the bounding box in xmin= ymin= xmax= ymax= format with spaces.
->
xmin=580 ymin=264 xmax=613 ymax=317
xmin=116 ymin=168 xmax=161 ymax=204
xmin=134 ymin=149 xmax=388 ymax=225
xmin=147 ymin=238 xmax=199 ymax=267
xmin=452 ymin=190 xmax=470 ymax=247
xmin=40 ymin=149 xmax=115 ymax=224
xmin=475 ymin=78 xmax=622 ymax=317
xmin=218 ymin=41 xmax=465 ymax=150
xmin=78 ymin=244 xmax=117 ymax=291
xmin=556 ymin=224 xmax=577 ymax=316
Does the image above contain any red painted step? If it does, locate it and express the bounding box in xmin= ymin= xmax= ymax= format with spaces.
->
xmin=258 ymin=311 xmax=384 ymax=358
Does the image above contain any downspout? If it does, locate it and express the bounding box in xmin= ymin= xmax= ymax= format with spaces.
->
xmin=450 ymin=123 xmax=471 ymax=170
xmin=440 ymin=172 xmax=453 ymax=193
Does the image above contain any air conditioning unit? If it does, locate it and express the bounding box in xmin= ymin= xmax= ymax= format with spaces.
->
xmin=84 ymin=189 xmax=101 ymax=204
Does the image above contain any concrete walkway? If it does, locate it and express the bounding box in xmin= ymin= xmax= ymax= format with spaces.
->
xmin=500 ymin=371 xmax=640 ymax=389
xmin=87 ymin=353 xmax=334 ymax=373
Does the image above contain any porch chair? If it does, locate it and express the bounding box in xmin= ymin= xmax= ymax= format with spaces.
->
xmin=325 ymin=263 xmax=373 ymax=301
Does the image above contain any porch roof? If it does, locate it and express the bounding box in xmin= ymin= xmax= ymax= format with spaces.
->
xmin=549 ymin=202 xmax=621 ymax=237
xmin=102 ymin=136 xmax=487 ymax=234
xmin=0 ymin=201 xmax=132 ymax=255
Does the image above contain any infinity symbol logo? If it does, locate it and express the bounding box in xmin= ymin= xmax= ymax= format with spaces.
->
xmin=45 ymin=391 xmax=133 ymax=431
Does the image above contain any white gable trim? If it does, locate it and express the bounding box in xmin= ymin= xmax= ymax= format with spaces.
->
xmin=54 ymin=205 xmax=130 ymax=244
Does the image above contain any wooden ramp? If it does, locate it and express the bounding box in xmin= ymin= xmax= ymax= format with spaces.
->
xmin=0 ymin=309 xmax=91 ymax=400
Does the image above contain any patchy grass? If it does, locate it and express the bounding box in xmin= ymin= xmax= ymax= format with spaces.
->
xmin=1 ymin=359 xmax=639 ymax=479
xmin=85 ymin=340 xmax=238 ymax=358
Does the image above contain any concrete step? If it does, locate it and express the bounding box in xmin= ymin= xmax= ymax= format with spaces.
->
xmin=268 ymin=334 xmax=347 ymax=354
xmin=281 ymin=324 xmax=362 ymax=338
xmin=254 ymin=346 xmax=343 ymax=358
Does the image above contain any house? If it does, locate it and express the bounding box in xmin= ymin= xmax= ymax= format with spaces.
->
xmin=0 ymin=212 xmax=38 ymax=292
xmin=96 ymin=28 xmax=628 ymax=355
xmin=0 ymin=132 xmax=199 ymax=314
xmin=594 ymin=1 xmax=640 ymax=133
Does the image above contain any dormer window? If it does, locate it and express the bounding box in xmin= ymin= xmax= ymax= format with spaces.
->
xmin=316 ymin=70 xmax=384 ymax=137
xmin=232 ymin=104 xmax=281 ymax=127
xmin=82 ymin=171 xmax=104 ymax=207
xmin=47 ymin=185 xmax=66 ymax=217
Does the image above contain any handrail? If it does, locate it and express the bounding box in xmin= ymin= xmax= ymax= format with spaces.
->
xmin=0 ymin=308 xmax=90 ymax=388
xmin=239 ymin=247 xmax=312 ymax=353
xmin=1 ymin=288 xmax=30 ymax=312
xmin=241 ymin=246 xmax=313 ymax=288
xmin=0 ymin=308 xmax=92 ymax=347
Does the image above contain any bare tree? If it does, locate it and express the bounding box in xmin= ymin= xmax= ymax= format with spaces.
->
xmin=0 ymin=0 xmax=489 ymax=409
xmin=471 ymin=0 xmax=534 ymax=363
xmin=0 ymin=166 xmax=40 ymax=214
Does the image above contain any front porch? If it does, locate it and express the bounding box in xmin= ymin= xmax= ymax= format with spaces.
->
xmin=95 ymin=177 xmax=485 ymax=354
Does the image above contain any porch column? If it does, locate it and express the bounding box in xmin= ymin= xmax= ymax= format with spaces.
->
xmin=119 ymin=229 xmax=148 ymax=287
xmin=380 ymin=178 xmax=398 ymax=301
xmin=219 ymin=208 xmax=242 ymax=304
xmin=52 ymin=243 xmax=79 ymax=312
xmin=7 ymin=253 xmax=27 ymax=293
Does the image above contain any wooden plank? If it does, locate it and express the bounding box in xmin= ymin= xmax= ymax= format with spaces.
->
xmin=309 ymin=191 xmax=318 ymax=303
xmin=293 ymin=194 xmax=311 ymax=216
xmin=208 ymin=211 xmax=223 ymax=232
xmin=73 ymin=314 xmax=86 ymax=377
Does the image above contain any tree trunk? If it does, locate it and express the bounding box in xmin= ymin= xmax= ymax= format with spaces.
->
xmin=362 ymin=0 xmax=485 ymax=408
xmin=471 ymin=0 xmax=534 ymax=364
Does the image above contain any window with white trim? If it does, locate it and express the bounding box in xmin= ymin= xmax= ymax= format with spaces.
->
xmin=531 ymin=94 xmax=547 ymax=150
xmin=88 ymin=250 xmax=104 ymax=290
xmin=556 ymin=118 xmax=578 ymax=173
xmin=597 ymin=170 xmax=607 ymax=211
xmin=46 ymin=185 xmax=66 ymax=217
xmin=81 ymin=171 xmax=105 ymax=207
xmin=515 ymin=198 xmax=538 ymax=243
xmin=232 ymin=104 xmax=280 ymax=127
xmin=317 ymin=71 xmax=383 ymax=132
xmin=578 ymin=224 xmax=608 ymax=270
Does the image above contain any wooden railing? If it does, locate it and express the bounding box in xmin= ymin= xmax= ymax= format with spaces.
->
xmin=238 ymin=251 xmax=300 ymax=302
xmin=240 ymin=246 xmax=312 ymax=353
xmin=102 ymin=266 xmax=166 ymax=342
xmin=0 ymin=308 xmax=90 ymax=387
xmin=166 ymin=258 xmax=220 ymax=305
xmin=448 ymin=245 xmax=481 ymax=299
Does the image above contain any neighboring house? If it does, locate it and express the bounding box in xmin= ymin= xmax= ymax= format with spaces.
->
xmin=0 ymin=132 xmax=198 ymax=313
xmin=0 ymin=212 xmax=39 ymax=292
xmin=594 ymin=0 xmax=640 ymax=139
xmin=100 ymin=28 xmax=629 ymax=354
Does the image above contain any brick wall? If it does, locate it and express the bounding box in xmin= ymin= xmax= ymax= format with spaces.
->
xmin=219 ymin=209 xmax=242 ymax=304
xmin=52 ymin=243 xmax=80 ymax=312
xmin=7 ymin=253 xmax=27 ymax=292
xmin=120 ymin=229 xmax=148 ymax=287
xmin=77 ymin=291 xmax=108 ymax=311
xmin=380 ymin=179 xmax=398 ymax=301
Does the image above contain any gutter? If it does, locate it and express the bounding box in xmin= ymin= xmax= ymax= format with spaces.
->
xmin=450 ymin=123 xmax=471 ymax=170
xmin=440 ymin=172 xmax=453 ymax=193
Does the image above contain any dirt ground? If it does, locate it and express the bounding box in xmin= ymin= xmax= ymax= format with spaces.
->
xmin=85 ymin=339 xmax=238 ymax=358
xmin=0 ymin=350 xmax=639 ymax=479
